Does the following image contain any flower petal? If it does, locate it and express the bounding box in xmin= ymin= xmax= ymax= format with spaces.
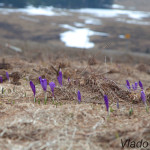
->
xmin=77 ymin=90 xmax=81 ymax=102
xmin=139 ymin=81 xmax=143 ymax=90
xmin=41 ymin=79 xmax=47 ymax=91
xmin=57 ymin=71 xmax=62 ymax=86
xmin=104 ymin=95 xmax=109 ymax=111
xmin=6 ymin=72 xmax=9 ymax=81
xmin=126 ymin=80 xmax=130 ymax=90
xmin=49 ymin=82 xmax=56 ymax=95
xmin=30 ymin=81 xmax=36 ymax=96
xmin=141 ymin=90 xmax=146 ymax=103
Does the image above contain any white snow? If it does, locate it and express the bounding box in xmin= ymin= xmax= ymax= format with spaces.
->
xmin=71 ymin=8 xmax=150 ymax=20
xmin=0 ymin=5 xmax=150 ymax=49
xmin=0 ymin=6 xmax=69 ymax=16
xmin=118 ymin=35 xmax=125 ymax=39
xmin=60 ymin=24 xmax=109 ymax=49
xmin=79 ymin=16 xmax=102 ymax=25
xmin=74 ymin=22 xmax=85 ymax=27
xmin=112 ymin=4 xmax=125 ymax=9
xmin=19 ymin=6 xmax=56 ymax=16
xmin=85 ymin=18 xmax=101 ymax=25
xmin=0 ymin=5 xmax=149 ymax=21
xmin=117 ymin=18 xmax=150 ymax=26
xmin=0 ymin=5 xmax=149 ymax=23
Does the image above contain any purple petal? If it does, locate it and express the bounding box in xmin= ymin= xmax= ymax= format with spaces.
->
xmin=41 ymin=79 xmax=47 ymax=92
xmin=57 ymin=71 xmax=62 ymax=86
xmin=132 ymin=84 xmax=136 ymax=91
xmin=30 ymin=81 xmax=36 ymax=96
xmin=49 ymin=82 xmax=56 ymax=96
xmin=6 ymin=72 xmax=9 ymax=81
xmin=39 ymin=76 xmax=42 ymax=84
xmin=117 ymin=100 xmax=119 ymax=109
xmin=141 ymin=90 xmax=146 ymax=104
xmin=135 ymin=82 xmax=138 ymax=90
xmin=77 ymin=90 xmax=81 ymax=102
xmin=139 ymin=81 xmax=143 ymax=90
xmin=68 ymin=77 xmax=70 ymax=83
xmin=0 ymin=76 xmax=3 ymax=83
xmin=126 ymin=80 xmax=130 ymax=90
xmin=104 ymin=95 xmax=109 ymax=111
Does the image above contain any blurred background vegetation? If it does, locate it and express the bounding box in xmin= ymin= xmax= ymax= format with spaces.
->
xmin=0 ymin=0 xmax=114 ymax=8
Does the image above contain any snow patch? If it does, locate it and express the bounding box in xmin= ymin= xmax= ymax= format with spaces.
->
xmin=60 ymin=24 xmax=109 ymax=49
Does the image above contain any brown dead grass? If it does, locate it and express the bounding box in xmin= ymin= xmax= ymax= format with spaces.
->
xmin=0 ymin=56 xmax=150 ymax=150
xmin=0 ymin=5 xmax=150 ymax=64
xmin=115 ymin=0 xmax=150 ymax=12
xmin=1 ymin=1 xmax=150 ymax=149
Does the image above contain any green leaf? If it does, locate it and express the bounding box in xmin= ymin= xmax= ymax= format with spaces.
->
xmin=38 ymin=99 xmax=40 ymax=104
xmin=109 ymin=107 xmax=114 ymax=113
xmin=146 ymin=105 xmax=149 ymax=113
xmin=129 ymin=107 xmax=133 ymax=116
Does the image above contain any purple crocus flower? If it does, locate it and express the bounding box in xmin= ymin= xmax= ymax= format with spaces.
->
xmin=6 ymin=72 xmax=9 ymax=81
xmin=141 ymin=90 xmax=146 ymax=104
xmin=0 ymin=76 xmax=2 ymax=83
xmin=139 ymin=81 xmax=143 ymax=90
xmin=30 ymin=81 xmax=36 ymax=96
xmin=104 ymin=95 xmax=109 ymax=112
xmin=134 ymin=82 xmax=138 ymax=90
xmin=39 ymin=76 xmax=42 ymax=83
xmin=117 ymin=100 xmax=119 ymax=109
xmin=30 ymin=81 xmax=36 ymax=102
xmin=57 ymin=71 xmax=63 ymax=86
xmin=132 ymin=82 xmax=138 ymax=91
xmin=41 ymin=79 xmax=47 ymax=92
xmin=68 ymin=77 xmax=70 ymax=83
xmin=49 ymin=82 xmax=56 ymax=97
xmin=126 ymin=80 xmax=130 ymax=90
xmin=77 ymin=90 xmax=81 ymax=103
xmin=40 ymin=79 xmax=47 ymax=104
xmin=132 ymin=84 xmax=135 ymax=91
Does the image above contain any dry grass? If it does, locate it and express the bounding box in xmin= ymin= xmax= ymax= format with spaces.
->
xmin=1 ymin=1 xmax=150 ymax=149
xmin=0 ymin=56 xmax=150 ymax=150
xmin=115 ymin=0 xmax=150 ymax=12
xmin=0 ymin=5 xmax=150 ymax=64
xmin=1 ymin=102 xmax=149 ymax=150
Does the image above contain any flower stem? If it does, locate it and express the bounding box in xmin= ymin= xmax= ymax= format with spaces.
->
xmin=52 ymin=96 xmax=54 ymax=103
xmin=108 ymin=107 xmax=110 ymax=116
xmin=34 ymin=97 xmax=36 ymax=103
xmin=145 ymin=103 xmax=149 ymax=113
xmin=2 ymin=87 xmax=4 ymax=94
xmin=129 ymin=107 xmax=133 ymax=116
xmin=38 ymin=99 xmax=40 ymax=104
xmin=44 ymin=92 xmax=47 ymax=105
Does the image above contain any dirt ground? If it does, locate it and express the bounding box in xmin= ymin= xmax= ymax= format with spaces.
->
xmin=1 ymin=1 xmax=150 ymax=150
xmin=0 ymin=55 xmax=150 ymax=150
xmin=0 ymin=1 xmax=150 ymax=60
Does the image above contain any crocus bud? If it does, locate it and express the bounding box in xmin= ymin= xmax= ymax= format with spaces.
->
xmin=104 ymin=95 xmax=109 ymax=112
xmin=57 ymin=71 xmax=62 ymax=86
xmin=49 ymin=82 xmax=56 ymax=97
xmin=77 ymin=90 xmax=81 ymax=103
